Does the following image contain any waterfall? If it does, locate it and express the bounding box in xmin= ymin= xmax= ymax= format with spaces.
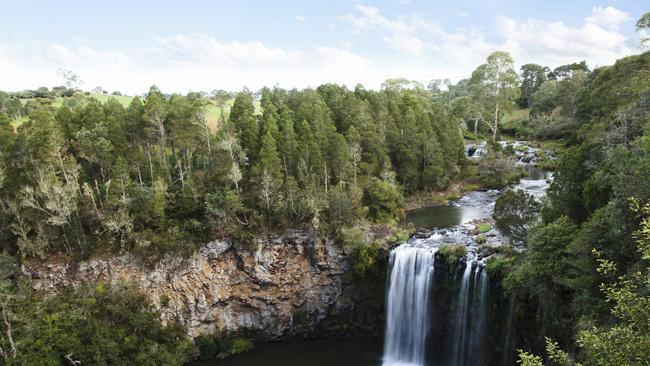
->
xmin=450 ymin=261 xmax=472 ymax=366
xmin=502 ymin=298 xmax=516 ymax=366
xmin=383 ymin=246 xmax=492 ymax=366
xmin=468 ymin=266 xmax=488 ymax=365
xmin=383 ymin=245 xmax=436 ymax=366
xmin=450 ymin=259 xmax=489 ymax=366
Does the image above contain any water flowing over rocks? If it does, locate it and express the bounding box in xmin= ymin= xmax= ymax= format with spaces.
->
xmin=385 ymin=140 xmax=552 ymax=365
xmin=21 ymin=231 xmax=351 ymax=339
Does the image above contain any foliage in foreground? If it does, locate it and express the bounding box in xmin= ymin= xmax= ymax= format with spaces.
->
xmin=0 ymin=276 xmax=193 ymax=366
xmin=508 ymin=50 xmax=650 ymax=364
xmin=517 ymin=199 xmax=650 ymax=366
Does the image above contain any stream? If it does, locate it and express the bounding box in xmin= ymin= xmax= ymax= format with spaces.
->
xmin=197 ymin=141 xmax=553 ymax=366
xmin=383 ymin=142 xmax=552 ymax=366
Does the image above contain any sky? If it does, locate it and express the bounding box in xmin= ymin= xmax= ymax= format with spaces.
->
xmin=0 ymin=0 xmax=647 ymax=94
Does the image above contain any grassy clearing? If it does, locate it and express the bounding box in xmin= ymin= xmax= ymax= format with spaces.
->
xmin=205 ymin=99 xmax=236 ymax=133
xmin=15 ymin=93 xmax=240 ymax=133
xmin=502 ymin=108 xmax=530 ymax=124
xmin=86 ymin=93 xmax=133 ymax=107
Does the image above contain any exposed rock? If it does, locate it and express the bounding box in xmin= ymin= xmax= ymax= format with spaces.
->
xmin=477 ymin=245 xmax=498 ymax=259
xmin=21 ymin=230 xmax=349 ymax=339
xmin=414 ymin=228 xmax=433 ymax=239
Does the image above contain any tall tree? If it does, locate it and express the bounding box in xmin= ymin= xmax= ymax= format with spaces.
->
xmin=519 ymin=63 xmax=549 ymax=108
xmin=143 ymin=86 xmax=169 ymax=181
xmin=277 ymin=108 xmax=298 ymax=177
xmin=548 ymin=61 xmax=589 ymax=81
xmin=253 ymin=130 xmax=282 ymax=219
xmin=470 ymin=51 xmax=520 ymax=139
xmin=637 ymin=12 xmax=650 ymax=45
xmin=230 ymin=91 xmax=259 ymax=163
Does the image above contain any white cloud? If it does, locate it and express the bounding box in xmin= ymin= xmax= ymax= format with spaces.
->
xmin=0 ymin=5 xmax=640 ymax=94
xmin=446 ymin=8 xmax=469 ymax=18
xmin=293 ymin=15 xmax=307 ymax=23
xmin=0 ymin=34 xmax=376 ymax=94
xmin=495 ymin=14 xmax=634 ymax=67
xmin=585 ymin=6 xmax=630 ymax=29
xmin=340 ymin=4 xmax=636 ymax=72
xmin=340 ymin=4 xmax=427 ymax=56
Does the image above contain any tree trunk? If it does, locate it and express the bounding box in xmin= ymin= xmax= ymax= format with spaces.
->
xmin=493 ymin=100 xmax=499 ymax=139
xmin=177 ymin=160 xmax=185 ymax=188
xmin=146 ymin=142 xmax=154 ymax=182
xmin=136 ymin=163 xmax=143 ymax=185
xmin=205 ymin=121 xmax=212 ymax=154
xmin=324 ymin=162 xmax=329 ymax=194
xmin=1 ymin=300 xmax=16 ymax=359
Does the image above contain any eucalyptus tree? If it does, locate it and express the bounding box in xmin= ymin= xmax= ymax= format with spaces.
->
xmin=638 ymin=12 xmax=650 ymax=45
xmin=143 ymin=86 xmax=170 ymax=181
xmin=470 ymin=51 xmax=520 ymax=139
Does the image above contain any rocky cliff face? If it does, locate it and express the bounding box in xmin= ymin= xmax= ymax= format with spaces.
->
xmin=21 ymin=230 xmax=351 ymax=339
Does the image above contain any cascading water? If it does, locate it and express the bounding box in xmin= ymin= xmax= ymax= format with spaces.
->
xmin=450 ymin=261 xmax=472 ymax=366
xmin=467 ymin=263 xmax=488 ymax=366
xmin=383 ymin=245 xmax=491 ymax=366
xmin=502 ymin=298 xmax=516 ymax=366
xmin=383 ymin=245 xmax=436 ymax=366
xmin=450 ymin=259 xmax=489 ymax=366
xmin=383 ymin=140 xmax=552 ymax=366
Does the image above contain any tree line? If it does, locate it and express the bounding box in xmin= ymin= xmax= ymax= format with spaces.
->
xmin=491 ymin=48 xmax=650 ymax=366
xmin=0 ymin=76 xmax=475 ymax=259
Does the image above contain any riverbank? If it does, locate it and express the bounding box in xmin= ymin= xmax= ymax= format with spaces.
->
xmin=405 ymin=139 xmax=557 ymax=212
xmin=404 ymin=181 xmax=481 ymax=211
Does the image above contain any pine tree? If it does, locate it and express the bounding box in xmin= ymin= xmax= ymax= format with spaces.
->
xmin=253 ymin=130 xmax=283 ymax=219
xmin=327 ymin=132 xmax=352 ymax=186
xmin=277 ymin=108 xmax=298 ymax=177
xmin=230 ymin=92 xmax=259 ymax=163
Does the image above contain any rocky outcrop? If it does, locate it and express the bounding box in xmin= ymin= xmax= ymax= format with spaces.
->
xmin=21 ymin=230 xmax=350 ymax=339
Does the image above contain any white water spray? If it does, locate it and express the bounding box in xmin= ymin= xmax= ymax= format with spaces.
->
xmin=382 ymin=245 xmax=436 ymax=366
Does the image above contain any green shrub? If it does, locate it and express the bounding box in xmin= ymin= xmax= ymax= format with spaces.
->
xmin=515 ymin=144 xmax=529 ymax=153
xmin=159 ymin=293 xmax=170 ymax=308
xmin=476 ymin=154 xmax=518 ymax=188
xmin=229 ymin=337 xmax=255 ymax=355
xmin=391 ymin=228 xmax=410 ymax=243
xmin=485 ymin=256 xmax=510 ymax=277
xmin=195 ymin=335 xmax=220 ymax=360
xmin=341 ymin=227 xmax=382 ymax=276
xmin=195 ymin=334 xmax=255 ymax=360
xmin=437 ymin=244 xmax=467 ymax=271
xmin=476 ymin=223 xmax=492 ymax=233
xmin=10 ymin=284 xmax=194 ymax=365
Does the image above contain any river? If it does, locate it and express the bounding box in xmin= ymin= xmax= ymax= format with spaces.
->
xmin=196 ymin=142 xmax=552 ymax=366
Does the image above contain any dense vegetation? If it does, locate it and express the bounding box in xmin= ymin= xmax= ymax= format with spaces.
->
xmin=489 ymin=50 xmax=650 ymax=365
xmin=1 ymin=17 xmax=649 ymax=362
xmin=0 ymin=80 xmax=475 ymax=260
xmin=0 ymin=254 xmax=193 ymax=365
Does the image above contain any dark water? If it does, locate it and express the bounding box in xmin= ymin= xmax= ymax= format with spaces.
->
xmin=405 ymin=165 xmax=551 ymax=230
xmin=405 ymin=205 xmax=486 ymax=229
xmin=193 ymin=338 xmax=382 ymax=366
xmin=523 ymin=165 xmax=552 ymax=180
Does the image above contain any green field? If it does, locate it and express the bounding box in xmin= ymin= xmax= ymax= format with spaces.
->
xmin=15 ymin=92 xmax=248 ymax=133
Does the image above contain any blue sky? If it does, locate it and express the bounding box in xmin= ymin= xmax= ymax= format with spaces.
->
xmin=1 ymin=0 xmax=647 ymax=93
